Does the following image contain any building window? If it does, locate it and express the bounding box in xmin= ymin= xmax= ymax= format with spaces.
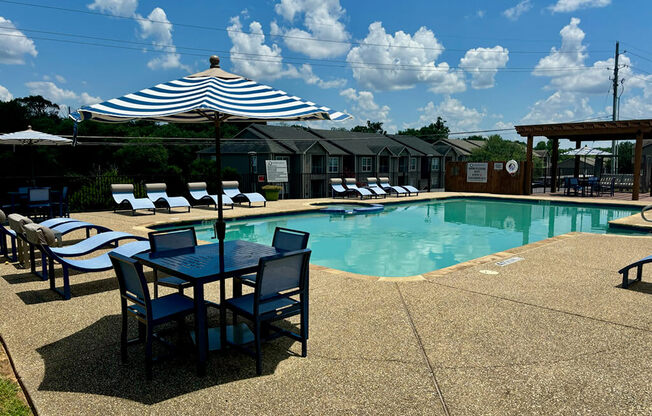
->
xmin=311 ymin=155 xmax=324 ymax=174
xmin=409 ymin=157 xmax=418 ymax=171
xmin=431 ymin=157 xmax=440 ymax=171
xmin=379 ymin=156 xmax=389 ymax=173
xmin=328 ymin=157 xmax=339 ymax=173
xmin=361 ymin=157 xmax=373 ymax=172
xmin=398 ymin=157 xmax=406 ymax=172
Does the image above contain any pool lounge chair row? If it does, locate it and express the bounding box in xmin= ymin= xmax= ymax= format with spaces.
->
xmin=111 ymin=181 xmax=266 ymax=215
xmin=330 ymin=177 xmax=420 ymax=199
xmin=1 ymin=210 xmax=150 ymax=300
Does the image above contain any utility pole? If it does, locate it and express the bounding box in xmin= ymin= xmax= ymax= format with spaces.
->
xmin=611 ymin=41 xmax=619 ymax=174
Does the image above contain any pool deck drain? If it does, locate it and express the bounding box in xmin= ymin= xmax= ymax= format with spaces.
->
xmin=0 ymin=192 xmax=651 ymax=415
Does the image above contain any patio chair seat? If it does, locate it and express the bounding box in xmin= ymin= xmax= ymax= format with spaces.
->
xmin=187 ymin=182 xmax=234 ymax=210
xmin=128 ymin=293 xmax=195 ymax=321
xmin=111 ymin=184 xmax=156 ymax=215
xmin=158 ymin=275 xmax=192 ymax=288
xmin=227 ymin=293 xmax=298 ymax=316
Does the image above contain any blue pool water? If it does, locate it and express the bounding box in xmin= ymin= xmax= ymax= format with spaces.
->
xmin=162 ymin=198 xmax=644 ymax=277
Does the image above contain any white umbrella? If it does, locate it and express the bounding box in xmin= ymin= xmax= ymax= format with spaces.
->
xmin=0 ymin=125 xmax=73 ymax=182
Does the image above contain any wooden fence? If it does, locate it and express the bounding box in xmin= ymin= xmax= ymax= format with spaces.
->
xmin=445 ymin=161 xmax=529 ymax=195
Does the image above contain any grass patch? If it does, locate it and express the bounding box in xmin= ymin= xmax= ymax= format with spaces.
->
xmin=0 ymin=377 xmax=31 ymax=416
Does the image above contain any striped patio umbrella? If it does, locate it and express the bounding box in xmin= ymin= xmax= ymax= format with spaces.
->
xmin=71 ymin=55 xmax=350 ymax=265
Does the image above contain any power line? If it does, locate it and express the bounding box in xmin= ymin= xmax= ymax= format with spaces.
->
xmin=623 ymin=50 xmax=652 ymax=64
xmin=0 ymin=0 xmax=615 ymax=53
xmin=0 ymin=32 xmax=620 ymax=74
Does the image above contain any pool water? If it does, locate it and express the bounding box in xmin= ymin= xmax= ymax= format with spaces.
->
xmin=173 ymin=198 xmax=644 ymax=277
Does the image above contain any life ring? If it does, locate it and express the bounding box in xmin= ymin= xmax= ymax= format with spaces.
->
xmin=503 ymin=216 xmax=516 ymax=230
xmin=506 ymin=160 xmax=519 ymax=175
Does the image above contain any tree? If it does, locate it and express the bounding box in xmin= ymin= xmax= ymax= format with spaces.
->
xmin=469 ymin=135 xmax=527 ymax=162
xmin=351 ymin=120 xmax=385 ymax=134
xmin=617 ymin=141 xmax=633 ymax=174
xmin=397 ymin=116 xmax=449 ymax=143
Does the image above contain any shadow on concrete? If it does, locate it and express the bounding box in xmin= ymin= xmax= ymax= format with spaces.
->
xmin=36 ymin=314 xmax=297 ymax=405
xmin=16 ymin=277 xmax=118 ymax=304
xmin=624 ymin=280 xmax=652 ymax=294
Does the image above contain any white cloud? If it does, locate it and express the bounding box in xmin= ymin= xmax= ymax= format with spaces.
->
xmin=228 ymin=16 xmax=285 ymax=80
xmin=287 ymin=64 xmax=347 ymax=89
xmin=25 ymin=81 xmax=101 ymax=107
xmin=619 ymin=95 xmax=652 ymax=120
xmin=346 ymin=22 xmax=465 ymax=94
xmin=549 ymin=0 xmax=610 ymax=13
xmin=137 ymin=7 xmax=189 ymax=72
xmin=459 ymin=46 xmax=509 ymax=89
xmin=340 ymin=88 xmax=391 ymax=123
xmin=87 ymin=0 xmax=138 ymax=17
xmin=0 ymin=84 xmax=13 ymax=101
xmin=55 ymin=74 xmax=66 ymax=83
xmin=533 ymin=18 xmax=642 ymax=95
xmin=273 ymin=0 xmax=351 ymax=58
xmin=503 ymin=0 xmax=532 ymax=21
xmin=494 ymin=121 xmax=514 ymax=130
xmin=0 ymin=17 xmax=38 ymax=64
xmin=521 ymin=91 xmax=597 ymax=124
xmin=477 ymin=10 xmax=486 ymax=18
xmin=411 ymin=97 xmax=485 ymax=131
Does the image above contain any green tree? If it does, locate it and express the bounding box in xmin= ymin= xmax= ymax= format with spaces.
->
xmin=617 ymin=141 xmax=633 ymax=174
xmin=469 ymin=135 xmax=527 ymax=162
xmin=397 ymin=116 xmax=449 ymax=143
xmin=351 ymin=120 xmax=385 ymax=134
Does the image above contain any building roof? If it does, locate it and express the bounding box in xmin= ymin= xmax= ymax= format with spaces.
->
xmin=238 ymin=124 xmax=347 ymax=155
xmin=533 ymin=149 xmax=549 ymax=158
xmin=432 ymin=138 xmax=484 ymax=156
xmin=387 ymin=135 xmax=442 ymax=157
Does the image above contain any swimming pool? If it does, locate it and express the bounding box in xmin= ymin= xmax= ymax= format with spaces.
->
xmin=156 ymin=198 xmax=644 ymax=277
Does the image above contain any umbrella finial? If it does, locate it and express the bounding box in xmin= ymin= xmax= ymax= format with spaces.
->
xmin=210 ymin=55 xmax=220 ymax=68
xmin=27 ymin=125 xmax=32 ymax=130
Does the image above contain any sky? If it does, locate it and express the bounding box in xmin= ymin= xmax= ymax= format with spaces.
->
xmin=0 ymin=0 xmax=651 ymax=146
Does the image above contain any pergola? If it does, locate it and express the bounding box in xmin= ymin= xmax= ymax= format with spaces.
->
xmin=515 ymin=119 xmax=652 ymax=200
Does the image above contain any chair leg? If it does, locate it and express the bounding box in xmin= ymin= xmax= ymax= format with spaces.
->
xmin=153 ymin=269 xmax=159 ymax=299
xmin=301 ymin=302 xmax=308 ymax=357
xmin=254 ymin=320 xmax=262 ymax=375
xmin=145 ymin=324 xmax=153 ymax=380
xmin=121 ymin=309 xmax=128 ymax=363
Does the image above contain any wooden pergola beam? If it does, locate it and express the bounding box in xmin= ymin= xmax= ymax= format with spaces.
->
xmin=633 ymin=131 xmax=643 ymax=200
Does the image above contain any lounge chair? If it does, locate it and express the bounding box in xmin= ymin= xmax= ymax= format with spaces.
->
xmin=0 ymin=209 xmax=77 ymax=262
xmin=145 ymin=183 xmax=191 ymax=213
xmin=378 ymin=177 xmax=408 ymax=197
xmin=24 ymin=225 xmax=146 ymax=280
xmin=23 ymin=223 xmax=151 ymax=300
xmin=111 ymin=184 xmax=156 ymax=215
xmin=187 ymin=182 xmax=234 ymax=210
xmin=366 ymin=177 xmax=388 ymax=198
xmin=401 ymin=184 xmax=420 ymax=196
xmin=344 ymin=178 xmax=374 ymax=199
xmin=222 ymin=181 xmax=267 ymax=207
xmin=618 ymin=255 xmax=652 ymax=288
xmin=330 ymin=178 xmax=348 ymax=198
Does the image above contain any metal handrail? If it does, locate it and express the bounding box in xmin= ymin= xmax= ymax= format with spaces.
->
xmin=641 ymin=205 xmax=652 ymax=222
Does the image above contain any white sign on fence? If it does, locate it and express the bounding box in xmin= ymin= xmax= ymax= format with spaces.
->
xmin=265 ymin=160 xmax=288 ymax=183
xmin=467 ymin=162 xmax=488 ymax=183
xmin=494 ymin=162 xmax=504 ymax=171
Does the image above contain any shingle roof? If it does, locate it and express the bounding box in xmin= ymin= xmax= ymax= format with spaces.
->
xmin=387 ymin=135 xmax=441 ymax=156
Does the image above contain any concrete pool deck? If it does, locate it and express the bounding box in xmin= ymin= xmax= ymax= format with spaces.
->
xmin=1 ymin=192 xmax=651 ymax=415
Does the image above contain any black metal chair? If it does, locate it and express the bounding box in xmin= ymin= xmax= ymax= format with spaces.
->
xmin=148 ymin=227 xmax=196 ymax=297
xmin=234 ymin=227 xmax=310 ymax=290
xmin=109 ymin=252 xmax=195 ymax=380
xmin=225 ymin=249 xmax=311 ymax=375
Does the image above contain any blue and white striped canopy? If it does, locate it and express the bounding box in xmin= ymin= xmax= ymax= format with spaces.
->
xmin=71 ymin=74 xmax=350 ymax=124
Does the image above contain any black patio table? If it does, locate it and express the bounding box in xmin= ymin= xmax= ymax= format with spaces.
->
xmin=134 ymin=240 xmax=280 ymax=376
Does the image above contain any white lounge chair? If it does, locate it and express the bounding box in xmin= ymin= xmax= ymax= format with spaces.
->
xmin=365 ymin=177 xmax=388 ymax=198
xmin=111 ymin=184 xmax=156 ymax=215
xmin=378 ymin=177 xmax=408 ymax=197
xmin=222 ymin=181 xmax=267 ymax=207
xmin=402 ymin=184 xmax=420 ymax=196
xmin=187 ymin=182 xmax=234 ymax=210
xmin=330 ymin=178 xmax=348 ymax=198
xmin=344 ymin=178 xmax=374 ymax=199
xmin=145 ymin=183 xmax=191 ymax=213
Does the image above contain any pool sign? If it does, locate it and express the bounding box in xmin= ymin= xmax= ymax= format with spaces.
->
xmin=506 ymin=160 xmax=519 ymax=175
xmin=467 ymin=162 xmax=488 ymax=183
xmin=265 ymin=159 xmax=288 ymax=183
xmin=494 ymin=162 xmax=504 ymax=171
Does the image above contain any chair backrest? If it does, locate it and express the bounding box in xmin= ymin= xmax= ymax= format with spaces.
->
xmin=366 ymin=177 xmax=379 ymax=187
xmin=109 ymin=252 xmax=150 ymax=313
xmin=569 ymin=178 xmax=579 ymax=186
xmin=329 ymin=178 xmax=342 ymax=185
xmin=148 ymin=227 xmax=197 ymax=253
xmin=255 ymin=249 xmax=311 ymax=302
xmin=272 ymin=227 xmax=310 ymax=251
xmin=29 ymin=187 xmax=50 ymax=203
xmin=378 ymin=177 xmax=390 ymax=185
xmin=145 ymin=183 xmax=168 ymax=197
xmin=344 ymin=178 xmax=358 ymax=188
xmin=7 ymin=213 xmax=33 ymax=234
xmin=61 ymin=186 xmax=69 ymax=200
xmin=188 ymin=182 xmax=208 ymax=193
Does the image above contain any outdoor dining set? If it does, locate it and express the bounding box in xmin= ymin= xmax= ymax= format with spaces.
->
xmin=0 ymin=207 xmax=311 ymax=378
xmin=3 ymin=186 xmax=69 ymax=219
xmin=562 ymin=175 xmax=634 ymax=197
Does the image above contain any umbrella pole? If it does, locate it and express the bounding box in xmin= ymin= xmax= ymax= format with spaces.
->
xmin=213 ymin=114 xmax=228 ymax=351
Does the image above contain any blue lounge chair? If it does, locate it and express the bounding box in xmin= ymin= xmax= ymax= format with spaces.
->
xmin=618 ymin=255 xmax=652 ymax=289
xmin=222 ymin=181 xmax=267 ymax=207
xmin=23 ymin=224 xmax=151 ymax=299
xmin=378 ymin=177 xmax=408 ymax=197
xmin=344 ymin=178 xmax=374 ymax=199
xmin=366 ymin=177 xmax=388 ymax=198
xmin=330 ymin=178 xmax=348 ymax=198
xmin=24 ymin=225 xmax=147 ymax=280
xmin=111 ymin=184 xmax=156 ymax=215
xmin=187 ymin=182 xmax=234 ymax=210
xmin=145 ymin=183 xmax=191 ymax=213
xmin=0 ymin=209 xmax=77 ymax=261
xmin=402 ymin=184 xmax=420 ymax=196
